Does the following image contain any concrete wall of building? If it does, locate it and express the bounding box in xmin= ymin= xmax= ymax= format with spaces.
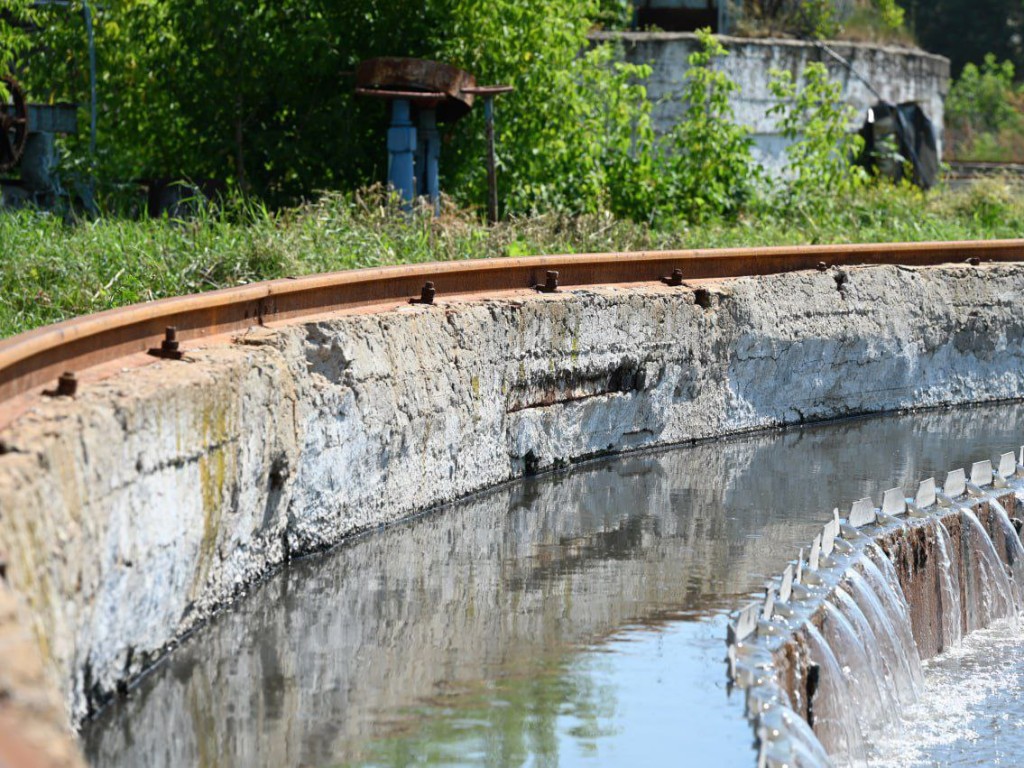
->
xmin=592 ymin=32 xmax=950 ymax=171
xmin=1 ymin=262 xmax=1023 ymax=761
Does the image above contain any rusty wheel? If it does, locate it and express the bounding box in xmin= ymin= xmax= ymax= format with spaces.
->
xmin=0 ymin=75 xmax=29 ymax=174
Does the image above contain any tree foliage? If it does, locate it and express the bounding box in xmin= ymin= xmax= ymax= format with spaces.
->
xmin=769 ymin=62 xmax=866 ymax=203
xmin=14 ymin=5 xmax=871 ymax=225
xmin=665 ymin=29 xmax=759 ymax=222
xmin=0 ymin=0 xmax=34 ymax=97
xmin=945 ymin=54 xmax=1024 ymax=162
xmin=898 ymin=0 xmax=1024 ymax=79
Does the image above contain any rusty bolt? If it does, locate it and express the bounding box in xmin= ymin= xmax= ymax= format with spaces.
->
xmin=162 ymin=326 xmax=180 ymax=354
xmin=56 ymin=371 xmax=78 ymax=397
xmin=410 ymin=281 xmax=436 ymax=305
xmin=148 ymin=326 xmax=184 ymax=360
xmin=661 ymin=268 xmax=684 ymax=286
xmin=536 ymin=270 xmax=559 ymax=293
xmin=43 ymin=371 xmax=78 ymax=398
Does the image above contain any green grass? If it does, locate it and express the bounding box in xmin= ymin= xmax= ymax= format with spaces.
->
xmin=3 ymin=179 xmax=1024 ymax=340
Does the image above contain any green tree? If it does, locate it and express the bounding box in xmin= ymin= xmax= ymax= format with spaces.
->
xmin=945 ymin=54 xmax=1024 ymax=161
xmin=898 ymin=0 xmax=1024 ymax=78
xmin=0 ymin=0 xmax=34 ymax=97
xmin=438 ymin=0 xmax=657 ymax=217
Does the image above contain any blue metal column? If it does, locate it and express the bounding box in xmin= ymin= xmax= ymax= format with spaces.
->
xmin=417 ymin=108 xmax=441 ymax=215
xmin=387 ymin=99 xmax=417 ymax=204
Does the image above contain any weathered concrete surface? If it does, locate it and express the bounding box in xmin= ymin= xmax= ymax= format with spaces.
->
xmin=0 ymin=581 xmax=85 ymax=768
xmin=1 ymin=262 xmax=1024 ymax=750
xmin=593 ymin=32 xmax=950 ymax=169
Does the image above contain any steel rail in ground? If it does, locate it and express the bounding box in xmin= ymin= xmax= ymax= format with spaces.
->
xmin=2 ymin=240 xmax=1023 ymax=408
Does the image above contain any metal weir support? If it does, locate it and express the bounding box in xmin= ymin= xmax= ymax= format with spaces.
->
xmin=355 ymin=58 xmax=511 ymax=216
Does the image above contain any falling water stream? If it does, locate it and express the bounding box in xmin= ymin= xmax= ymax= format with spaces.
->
xmin=82 ymin=403 xmax=1024 ymax=767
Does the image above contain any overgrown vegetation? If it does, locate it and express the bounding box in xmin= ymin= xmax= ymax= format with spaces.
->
xmin=946 ymin=54 xmax=1024 ymax=162
xmin=3 ymin=178 xmax=1024 ymax=339
xmin=735 ymin=0 xmax=906 ymax=42
xmin=3 ymin=9 xmax=1022 ymax=341
xmin=13 ymin=1 xmax=914 ymax=213
xmin=768 ymin=62 xmax=867 ymax=204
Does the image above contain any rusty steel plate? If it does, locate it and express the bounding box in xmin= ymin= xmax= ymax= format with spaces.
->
xmin=355 ymin=57 xmax=476 ymax=121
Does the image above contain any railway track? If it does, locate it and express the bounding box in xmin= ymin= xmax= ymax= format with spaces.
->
xmin=2 ymin=239 xmax=1023 ymax=419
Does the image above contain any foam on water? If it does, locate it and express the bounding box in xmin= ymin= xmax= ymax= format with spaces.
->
xmin=866 ymin=618 xmax=1024 ymax=767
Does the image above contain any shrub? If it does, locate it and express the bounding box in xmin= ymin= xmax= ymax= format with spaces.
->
xmin=768 ymin=62 xmax=866 ymax=205
xmin=946 ymin=54 xmax=1024 ymax=161
xmin=663 ymin=28 xmax=760 ymax=222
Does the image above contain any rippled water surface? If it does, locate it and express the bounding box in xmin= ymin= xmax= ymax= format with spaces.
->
xmin=83 ymin=403 xmax=1024 ymax=767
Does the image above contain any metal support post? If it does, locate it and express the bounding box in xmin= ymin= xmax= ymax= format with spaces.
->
xmin=483 ymin=97 xmax=498 ymax=225
xmin=463 ymin=84 xmax=513 ymax=225
xmin=417 ymin=108 xmax=441 ymax=215
xmin=387 ymin=99 xmax=417 ymax=206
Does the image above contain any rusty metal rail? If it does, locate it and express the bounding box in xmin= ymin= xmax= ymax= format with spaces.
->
xmin=2 ymin=240 xmax=1023 ymax=408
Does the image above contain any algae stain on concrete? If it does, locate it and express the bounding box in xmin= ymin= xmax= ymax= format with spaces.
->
xmin=190 ymin=396 xmax=236 ymax=601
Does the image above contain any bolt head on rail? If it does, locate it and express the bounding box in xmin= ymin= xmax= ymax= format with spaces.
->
xmin=661 ymin=268 xmax=684 ymax=286
xmin=536 ymin=270 xmax=559 ymax=293
xmin=410 ymin=281 xmax=436 ymax=305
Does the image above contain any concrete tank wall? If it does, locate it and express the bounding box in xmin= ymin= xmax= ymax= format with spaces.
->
xmin=592 ymin=32 xmax=951 ymax=170
xmin=2 ymin=262 xmax=1024 ymax=762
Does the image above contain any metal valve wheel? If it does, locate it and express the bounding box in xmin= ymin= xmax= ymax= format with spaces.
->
xmin=0 ymin=75 xmax=29 ymax=174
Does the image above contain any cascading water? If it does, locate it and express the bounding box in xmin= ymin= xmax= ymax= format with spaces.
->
xmin=988 ymin=498 xmax=1024 ymax=605
xmin=958 ymin=507 xmax=1017 ymax=632
xmin=839 ymin=566 xmax=921 ymax=706
xmin=932 ymin=520 xmax=964 ymax=650
xmin=826 ymin=594 xmax=901 ymax=721
xmin=803 ymin=623 xmax=867 ymax=766
xmin=729 ymin=448 xmax=1024 ymax=768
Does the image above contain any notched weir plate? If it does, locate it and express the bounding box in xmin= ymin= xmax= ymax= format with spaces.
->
xmin=971 ymin=460 xmax=993 ymax=487
xmin=821 ymin=522 xmax=836 ymax=558
xmin=809 ymin=533 xmax=822 ymax=571
xmin=882 ymin=487 xmax=906 ymax=516
xmin=734 ymin=603 xmax=758 ymax=642
xmin=916 ymin=477 xmax=937 ymax=508
xmin=944 ymin=468 xmax=966 ymax=498
xmin=849 ymin=497 xmax=876 ymax=528
xmin=999 ymin=452 xmax=1016 ymax=478
xmin=779 ymin=564 xmax=794 ymax=603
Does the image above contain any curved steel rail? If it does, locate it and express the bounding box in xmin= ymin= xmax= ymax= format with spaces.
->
xmin=3 ymin=240 xmax=1023 ymax=407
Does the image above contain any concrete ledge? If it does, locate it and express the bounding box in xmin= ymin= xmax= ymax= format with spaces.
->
xmin=1 ymin=263 xmax=1024 ymax=758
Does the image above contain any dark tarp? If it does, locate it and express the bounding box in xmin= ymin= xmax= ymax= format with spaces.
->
xmin=857 ymin=101 xmax=940 ymax=190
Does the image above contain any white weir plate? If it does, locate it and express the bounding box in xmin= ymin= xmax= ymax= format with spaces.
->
xmin=945 ymin=468 xmax=966 ymax=498
xmin=916 ymin=477 xmax=937 ymax=508
xmin=999 ymin=452 xmax=1016 ymax=478
xmin=850 ymin=497 xmax=876 ymax=527
xmin=882 ymin=487 xmax=906 ymax=516
xmin=779 ymin=564 xmax=793 ymax=604
xmin=971 ymin=460 xmax=993 ymax=487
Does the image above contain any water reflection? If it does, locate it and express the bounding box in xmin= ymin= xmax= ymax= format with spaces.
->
xmin=83 ymin=403 xmax=1024 ymax=767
